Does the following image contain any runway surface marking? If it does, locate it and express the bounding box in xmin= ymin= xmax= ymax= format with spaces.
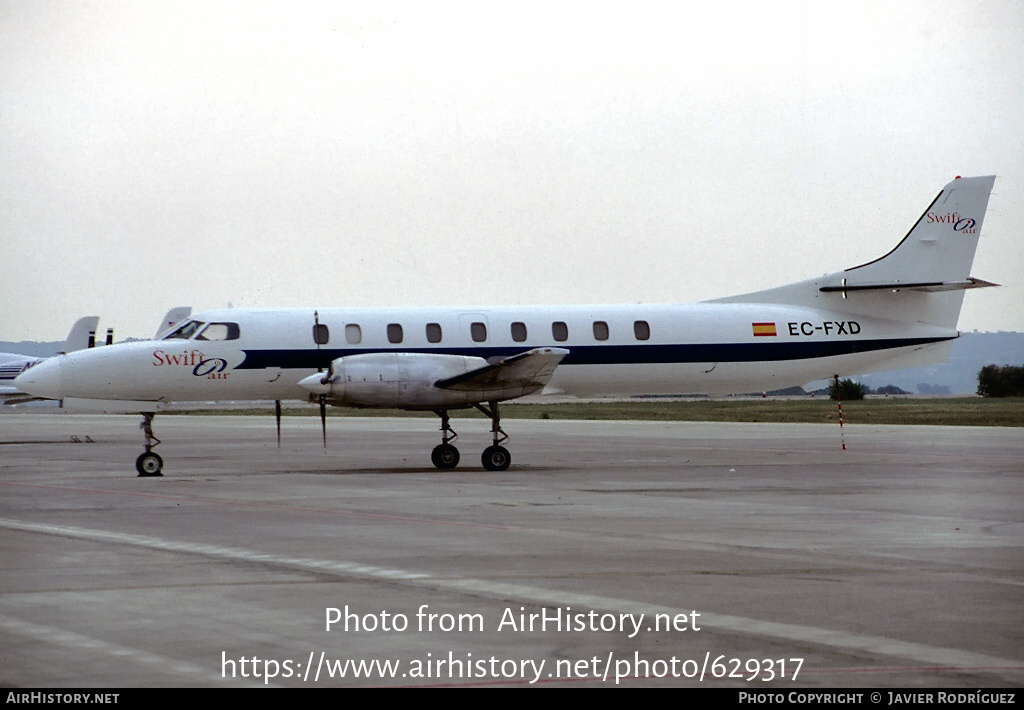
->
xmin=0 ymin=613 xmax=253 ymax=685
xmin=4 ymin=481 xmax=1021 ymax=588
xmin=0 ymin=480 xmax=513 ymax=531
xmin=3 ymin=517 xmax=1020 ymax=679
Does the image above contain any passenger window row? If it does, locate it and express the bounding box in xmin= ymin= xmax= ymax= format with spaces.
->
xmin=316 ymin=320 xmax=652 ymax=345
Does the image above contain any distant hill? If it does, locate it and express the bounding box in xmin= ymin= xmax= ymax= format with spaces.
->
xmin=0 ymin=340 xmax=63 ymax=360
xmin=2 ymin=331 xmax=1021 ymax=395
xmin=856 ymin=331 xmax=1024 ymax=395
xmin=0 ymin=337 xmax=145 ymax=361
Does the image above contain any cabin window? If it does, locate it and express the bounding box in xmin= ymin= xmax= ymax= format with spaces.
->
xmin=593 ymin=321 xmax=609 ymax=341
xmin=312 ymin=323 xmax=329 ymax=345
xmin=511 ymin=322 xmax=527 ymax=342
xmin=426 ymin=323 xmax=442 ymax=343
xmin=345 ymin=324 xmax=361 ymax=345
xmin=387 ymin=323 xmax=404 ymax=344
xmin=163 ymin=320 xmax=204 ymax=340
xmin=471 ymin=322 xmax=487 ymax=342
xmin=634 ymin=320 xmax=651 ymax=341
xmin=197 ymin=322 xmax=240 ymax=341
xmin=552 ymin=321 xmax=568 ymax=342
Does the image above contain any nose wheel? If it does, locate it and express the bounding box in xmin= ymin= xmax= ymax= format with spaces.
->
xmin=136 ymin=451 xmax=164 ymax=476
xmin=431 ymin=410 xmax=460 ymax=469
xmin=136 ymin=412 xmax=163 ymax=477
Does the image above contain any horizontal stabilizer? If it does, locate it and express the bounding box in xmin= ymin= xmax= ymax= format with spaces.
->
xmin=435 ymin=347 xmax=568 ymax=394
xmin=819 ymin=277 xmax=999 ymax=294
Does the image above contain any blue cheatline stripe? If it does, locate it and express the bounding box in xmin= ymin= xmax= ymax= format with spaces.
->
xmin=236 ymin=337 xmax=953 ymax=370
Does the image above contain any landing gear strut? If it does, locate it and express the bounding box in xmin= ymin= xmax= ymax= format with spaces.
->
xmin=429 ymin=403 xmax=511 ymax=471
xmin=135 ymin=412 xmax=163 ymax=477
xmin=475 ymin=401 xmax=511 ymax=471
xmin=431 ymin=410 xmax=460 ymax=469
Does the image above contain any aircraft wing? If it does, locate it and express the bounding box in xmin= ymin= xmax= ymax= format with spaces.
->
xmin=434 ymin=347 xmax=568 ymax=397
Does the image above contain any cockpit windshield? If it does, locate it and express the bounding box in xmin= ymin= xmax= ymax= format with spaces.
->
xmin=162 ymin=320 xmax=205 ymax=339
xmin=161 ymin=320 xmax=240 ymax=340
xmin=196 ymin=322 xmax=240 ymax=341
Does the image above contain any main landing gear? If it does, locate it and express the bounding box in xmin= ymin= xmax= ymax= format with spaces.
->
xmin=135 ymin=412 xmax=163 ymax=477
xmin=431 ymin=401 xmax=511 ymax=471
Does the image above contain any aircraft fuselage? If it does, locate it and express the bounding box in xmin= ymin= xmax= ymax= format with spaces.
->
xmin=19 ymin=301 xmax=956 ymax=406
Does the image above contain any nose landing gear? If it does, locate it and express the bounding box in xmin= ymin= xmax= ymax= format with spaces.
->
xmin=135 ymin=412 xmax=163 ymax=477
xmin=431 ymin=410 xmax=460 ymax=469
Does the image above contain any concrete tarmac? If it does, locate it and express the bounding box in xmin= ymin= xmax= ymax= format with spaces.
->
xmin=1 ymin=412 xmax=1021 ymax=687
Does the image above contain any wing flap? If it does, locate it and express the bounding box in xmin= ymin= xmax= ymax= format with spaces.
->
xmin=435 ymin=347 xmax=568 ymax=395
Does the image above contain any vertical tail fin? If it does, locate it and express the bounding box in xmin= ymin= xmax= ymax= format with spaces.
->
xmin=711 ymin=175 xmax=997 ymax=330
xmin=816 ymin=175 xmax=997 ymax=329
xmin=58 ymin=317 xmax=101 ymax=354
xmin=842 ymin=175 xmax=995 ymax=286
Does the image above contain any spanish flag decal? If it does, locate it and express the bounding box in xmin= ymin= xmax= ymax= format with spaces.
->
xmin=752 ymin=322 xmax=777 ymax=337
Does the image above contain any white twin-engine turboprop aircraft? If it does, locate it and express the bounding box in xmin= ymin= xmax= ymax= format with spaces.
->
xmin=15 ymin=176 xmax=997 ymax=476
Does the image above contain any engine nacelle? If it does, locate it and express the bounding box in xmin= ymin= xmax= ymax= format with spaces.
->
xmin=306 ymin=352 xmax=490 ymax=408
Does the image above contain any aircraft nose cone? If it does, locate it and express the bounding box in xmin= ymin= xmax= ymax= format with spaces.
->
xmin=14 ymin=357 xmax=64 ymax=400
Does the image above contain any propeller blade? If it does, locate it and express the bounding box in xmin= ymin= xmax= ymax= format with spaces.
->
xmin=275 ymin=400 xmax=281 ymax=448
xmin=319 ymin=394 xmax=327 ymax=448
xmin=321 ymin=359 xmax=334 ymax=386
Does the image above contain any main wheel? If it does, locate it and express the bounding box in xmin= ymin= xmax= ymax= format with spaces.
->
xmin=481 ymin=445 xmax=511 ymax=471
xmin=135 ymin=452 xmax=163 ymax=477
xmin=431 ymin=443 xmax=460 ymax=469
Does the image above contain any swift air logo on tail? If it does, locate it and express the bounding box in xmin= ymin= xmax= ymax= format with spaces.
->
xmin=927 ymin=212 xmax=978 ymax=234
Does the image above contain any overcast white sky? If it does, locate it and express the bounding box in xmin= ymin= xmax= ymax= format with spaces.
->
xmin=2 ymin=0 xmax=1022 ymax=341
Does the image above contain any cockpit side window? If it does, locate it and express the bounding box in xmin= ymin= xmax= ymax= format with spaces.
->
xmin=196 ymin=322 xmax=240 ymax=341
xmin=163 ymin=320 xmax=205 ymax=339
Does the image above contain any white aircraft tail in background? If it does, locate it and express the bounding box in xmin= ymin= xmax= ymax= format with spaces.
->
xmin=154 ymin=307 xmax=192 ymax=339
xmin=58 ymin=316 xmax=103 ymax=354
xmin=14 ymin=176 xmax=998 ymax=475
xmin=1 ymin=316 xmax=100 ymax=404
xmin=3 ymin=311 xmax=192 ymax=406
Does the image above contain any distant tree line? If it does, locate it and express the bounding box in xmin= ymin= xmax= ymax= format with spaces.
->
xmin=977 ymin=364 xmax=1024 ymax=397
xmin=873 ymin=384 xmax=912 ymax=395
xmin=824 ymin=379 xmax=909 ymax=399
xmin=829 ymin=378 xmax=868 ymax=400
